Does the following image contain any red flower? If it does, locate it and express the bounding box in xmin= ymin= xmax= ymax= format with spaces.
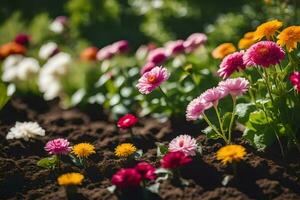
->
xmin=14 ymin=33 xmax=31 ymax=46
xmin=160 ymin=151 xmax=192 ymax=169
xmin=117 ymin=114 xmax=138 ymax=129
xmin=111 ymin=168 xmax=142 ymax=189
xmin=135 ymin=162 xmax=156 ymax=180
xmin=290 ymin=71 xmax=300 ymax=92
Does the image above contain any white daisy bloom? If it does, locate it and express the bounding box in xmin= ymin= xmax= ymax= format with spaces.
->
xmin=6 ymin=122 xmax=46 ymax=141
xmin=42 ymin=52 xmax=71 ymax=76
xmin=39 ymin=42 xmax=58 ymax=60
xmin=17 ymin=57 xmax=40 ymax=81
xmin=3 ymin=55 xmax=24 ymax=70
xmin=49 ymin=20 xmax=64 ymax=34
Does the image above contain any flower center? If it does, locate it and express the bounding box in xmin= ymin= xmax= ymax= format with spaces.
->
xmin=147 ymin=75 xmax=157 ymax=83
xmin=179 ymin=141 xmax=184 ymax=147
xmin=258 ymin=47 xmax=269 ymax=56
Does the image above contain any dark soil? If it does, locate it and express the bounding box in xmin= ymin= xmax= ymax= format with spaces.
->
xmin=0 ymin=96 xmax=300 ymax=200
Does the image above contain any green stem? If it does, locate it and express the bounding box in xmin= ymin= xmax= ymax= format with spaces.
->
xmin=228 ymin=96 xmax=236 ymax=144
xmin=213 ymin=105 xmax=226 ymax=138
xmin=203 ymin=114 xmax=229 ymax=144
xmin=263 ymin=68 xmax=275 ymax=105
xmin=158 ymin=86 xmax=172 ymax=108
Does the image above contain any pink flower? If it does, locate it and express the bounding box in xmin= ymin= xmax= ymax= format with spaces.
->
xmin=160 ymin=151 xmax=192 ymax=169
xmin=14 ymin=33 xmax=30 ymax=46
xmin=44 ymin=138 xmax=71 ymax=155
xmin=218 ymin=51 xmax=246 ymax=79
xmin=111 ymin=40 xmax=129 ymax=54
xmin=136 ymin=66 xmax=169 ymax=94
xmin=218 ymin=77 xmax=249 ymax=97
xmin=186 ymin=96 xmax=209 ymax=121
xmin=289 ymin=72 xmax=300 ymax=92
xmin=97 ymin=45 xmax=114 ymax=60
xmin=147 ymin=48 xmax=168 ymax=65
xmin=184 ymin=33 xmax=207 ymax=53
xmin=135 ymin=162 xmax=156 ymax=180
xmin=168 ymin=135 xmax=197 ymax=156
xmin=117 ymin=114 xmax=138 ymax=129
xmin=111 ymin=168 xmax=142 ymax=189
xmin=201 ymin=87 xmax=227 ymax=107
xmin=140 ymin=62 xmax=156 ymax=75
xmin=165 ymin=40 xmax=185 ymax=56
xmin=55 ymin=16 xmax=68 ymax=26
xmin=243 ymin=41 xmax=285 ymax=67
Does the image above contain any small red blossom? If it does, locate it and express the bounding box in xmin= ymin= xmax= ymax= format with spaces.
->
xmin=160 ymin=151 xmax=192 ymax=169
xmin=14 ymin=33 xmax=31 ymax=46
xmin=111 ymin=168 xmax=142 ymax=189
xmin=135 ymin=162 xmax=156 ymax=180
xmin=290 ymin=72 xmax=300 ymax=92
xmin=117 ymin=114 xmax=138 ymax=129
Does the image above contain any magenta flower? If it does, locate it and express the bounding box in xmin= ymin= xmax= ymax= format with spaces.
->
xmin=111 ymin=40 xmax=129 ymax=54
xmin=14 ymin=33 xmax=31 ymax=46
xmin=136 ymin=66 xmax=169 ymax=94
xmin=140 ymin=62 xmax=156 ymax=75
xmin=169 ymin=135 xmax=197 ymax=156
xmin=218 ymin=51 xmax=246 ymax=79
xmin=96 ymin=45 xmax=114 ymax=61
xmin=243 ymin=41 xmax=285 ymax=67
xmin=218 ymin=77 xmax=249 ymax=97
xmin=201 ymin=87 xmax=227 ymax=108
xmin=44 ymin=138 xmax=71 ymax=155
xmin=165 ymin=40 xmax=185 ymax=56
xmin=289 ymin=72 xmax=300 ymax=92
xmin=135 ymin=162 xmax=156 ymax=181
xmin=160 ymin=151 xmax=192 ymax=169
xmin=186 ymin=96 xmax=209 ymax=121
xmin=147 ymin=48 xmax=168 ymax=65
xmin=111 ymin=168 xmax=142 ymax=189
xmin=184 ymin=33 xmax=207 ymax=53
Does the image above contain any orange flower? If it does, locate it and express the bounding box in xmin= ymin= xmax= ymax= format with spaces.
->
xmin=254 ymin=19 xmax=282 ymax=40
xmin=238 ymin=32 xmax=256 ymax=49
xmin=212 ymin=43 xmax=236 ymax=59
xmin=277 ymin=26 xmax=300 ymax=52
xmin=0 ymin=42 xmax=26 ymax=59
xmin=80 ymin=47 xmax=98 ymax=61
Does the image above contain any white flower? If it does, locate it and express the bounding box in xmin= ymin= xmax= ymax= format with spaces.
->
xmin=168 ymin=134 xmax=198 ymax=156
xmin=3 ymin=55 xmax=23 ymax=70
xmin=39 ymin=42 xmax=58 ymax=60
xmin=6 ymin=122 xmax=46 ymax=141
xmin=2 ymin=55 xmax=23 ymax=81
xmin=42 ymin=52 xmax=71 ymax=76
xmin=49 ymin=20 xmax=64 ymax=34
xmin=38 ymin=75 xmax=62 ymax=100
xmin=17 ymin=58 xmax=40 ymax=80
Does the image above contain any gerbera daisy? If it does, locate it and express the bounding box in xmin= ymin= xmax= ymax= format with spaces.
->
xmin=72 ymin=143 xmax=96 ymax=158
xmin=212 ymin=43 xmax=236 ymax=59
xmin=254 ymin=19 xmax=282 ymax=40
xmin=115 ymin=143 xmax=137 ymax=157
xmin=216 ymin=145 xmax=246 ymax=165
xmin=277 ymin=26 xmax=300 ymax=52
xmin=57 ymin=173 xmax=84 ymax=186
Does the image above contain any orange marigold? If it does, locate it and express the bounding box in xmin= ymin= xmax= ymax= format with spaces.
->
xmin=0 ymin=42 xmax=26 ymax=59
xmin=238 ymin=32 xmax=256 ymax=49
xmin=254 ymin=19 xmax=282 ymax=40
xmin=277 ymin=26 xmax=300 ymax=52
xmin=212 ymin=43 xmax=236 ymax=59
xmin=80 ymin=47 xmax=98 ymax=61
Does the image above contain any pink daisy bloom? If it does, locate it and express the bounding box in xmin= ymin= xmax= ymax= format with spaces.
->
xmin=201 ymin=87 xmax=227 ymax=108
xmin=111 ymin=168 xmax=142 ymax=189
xmin=136 ymin=66 xmax=169 ymax=94
xmin=96 ymin=45 xmax=114 ymax=60
xmin=243 ymin=41 xmax=285 ymax=67
xmin=289 ymin=71 xmax=300 ymax=92
xmin=147 ymin=48 xmax=168 ymax=65
xmin=165 ymin=40 xmax=185 ymax=56
xmin=111 ymin=40 xmax=129 ymax=54
xmin=184 ymin=33 xmax=207 ymax=53
xmin=169 ymin=134 xmax=197 ymax=156
xmin=218 ymin=51 xmax=246 ymax=79
xmin=44 ymin=138 xmax=71 ymax=155
xmin=218 ymin=77 xmax=249 ymax=97
xmin=140 ymin=62 xmax=156 ymax=75
xmin=186 ymin=96 xmax=209 ymax=121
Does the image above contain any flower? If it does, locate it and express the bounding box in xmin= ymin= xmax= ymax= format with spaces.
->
xmin=185 ymin=96 xmax=209 ymax=121
xmin=254 ymin=19 xmax=282 ymax=40
xmin=165 ymin=40 xmax=185 ymax=56
xmin=96 ymin=45 xmax=114 ymax=61
xmin=243 ymin=41 xmax=285 ymax=67
xmin=277 ymin=26 xmax=300 ymax=52
xmin=212 ymin=43 xmax=236 ymax=59
xmin=0 ymin=42 xmax=26 ymax=59
xmin=39 ymin=42 xmax=59 ymax=60
xmin=115 ymin=143 xmax=137 ymax=157
xmin=168 ymin=135 xmax=197 ymax=156
xmin=160 ymin=151 xmax=192 ymax=169
xmin=147 ymin=48 xmax=168 ymax=65
xmin=57 ymin=173 xmax=84 ymax=186
xmin=135 ymin=162 xmax=156 ymax=180
xmin=16 ymin=57 xmax=40 ymax=81
xmin=117 ymin=114 xmax=138 ymax=129
xmin=6 ymin=122 xmax=45 ymax=141
xmin=201 ymin=87 xmax=227 ymax=107
xmin=14 ymin=33 xmax=30 ymax=46
xmin=218 ymin=51 xmax=246 ymax=79
xmin=216 ymin=144 xmax=246 ymax=165
xmin=111 ymin=168 xmax=142 ymax=189
xmin=184 ymin=33 xmax=207 ymax=53
xmin=238 ymin=32 xmax=256 ymax=49
xmin=80 ymin=47 xmax=98 ymax=61
xmin=72 ymin=143 xmax=96 ymax=158
xmin=111 ymin=40 xmax=129 ymax=54
xmin=218 ymin=77 xmax=249 ymax=97
xmin=136 ymin=66 xmax=169 ymax=94
xmin=50 ymin=16 xmax=68 ymax=34
xmin=44 ymin=138 xmax=71 ymax=155
xmin=140 ymin=62 xmax=156 ymax=75
xmin=289 ymin=71 xmax=300 ymax=92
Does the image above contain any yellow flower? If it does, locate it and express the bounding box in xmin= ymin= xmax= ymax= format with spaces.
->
xmin=72 ymin=143 xmax=96 ymax=158
xmin=277 ymin=26 xmax=300 ymax=52
xmin=216 ymin=145 xmax=246 ymax=165
xmin=254 ymin=19 xmax=282 ymax=40
xmin=212 ymin=43 xmax=236 ymax=59
xmin=238 ymin=32 xmax=256 ymax=49
xmin=115 ymin=143 xmax=137 ymax=157
xmin=57 ymin=172 xmax=84 ymax=186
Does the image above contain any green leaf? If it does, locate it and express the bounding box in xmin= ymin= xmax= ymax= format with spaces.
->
xmin=235 ymin=103 xmax=255 ymax=123
xmin=222 ymin=112 xmax=232 ymax=132
xmin=37 ymin=155 xmax=58 ymax=169
xmin=202 ymin=126 xmax=221 ymax=140
xmin=156 ymin=143 xmax=168 ymax=158
xmin=0 ymin=83 xmax=10 ymax=110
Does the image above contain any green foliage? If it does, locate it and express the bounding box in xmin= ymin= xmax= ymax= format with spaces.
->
xmin=37 ymin=155 xmax=58 ymax=169
xmin=0 ymin=82 xmax=10 ymax=110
